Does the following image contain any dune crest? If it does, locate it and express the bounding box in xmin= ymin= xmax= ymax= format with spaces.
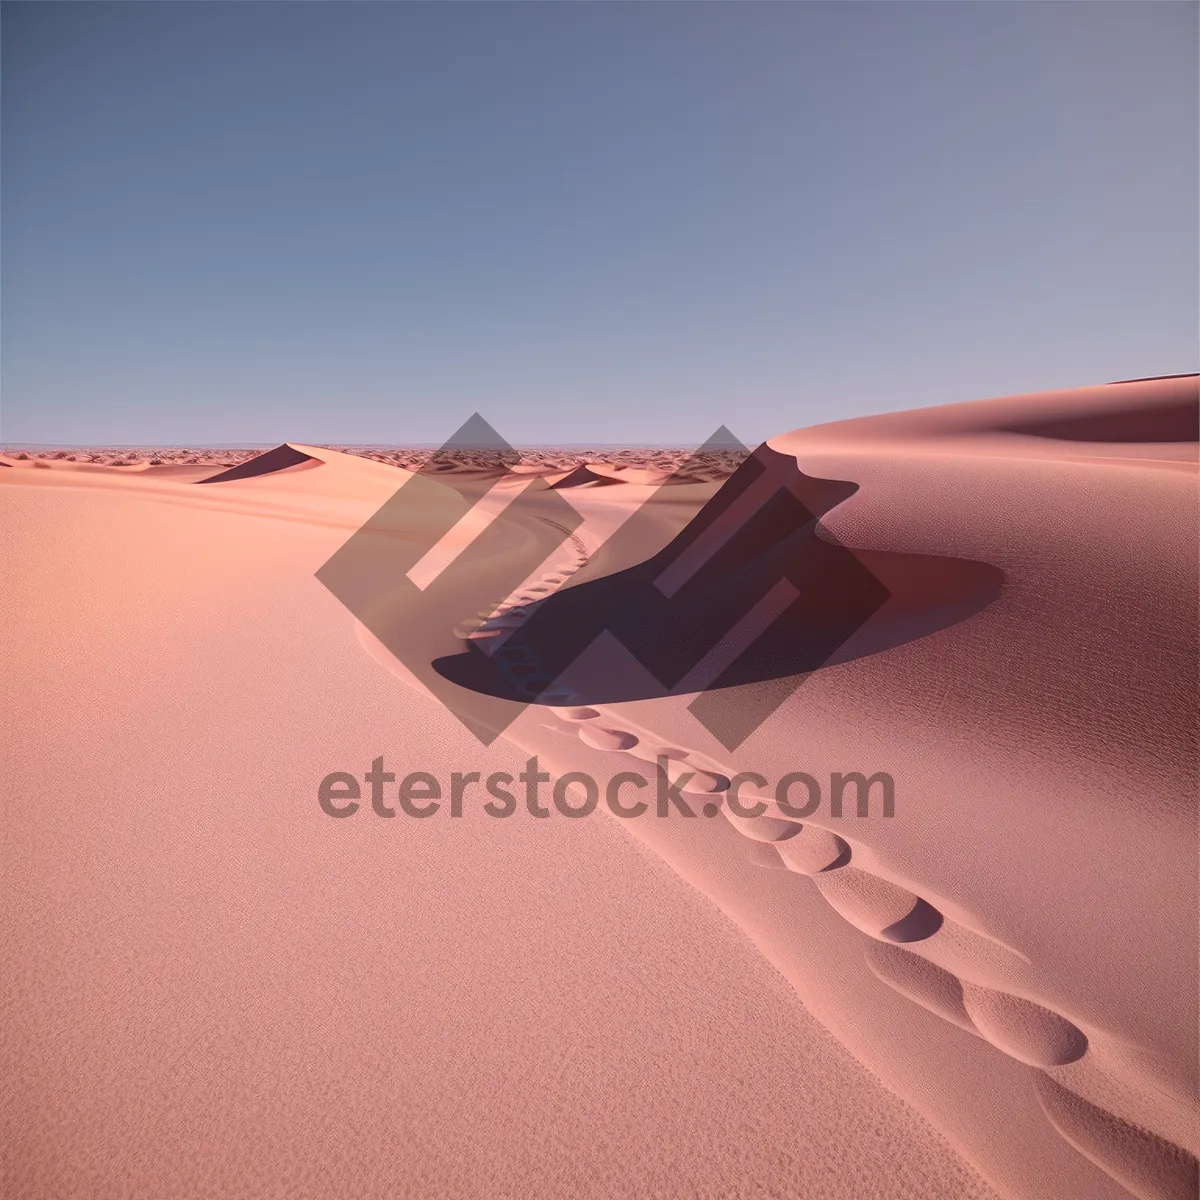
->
xmin=197 ymin=443 xmax=323 ymax=483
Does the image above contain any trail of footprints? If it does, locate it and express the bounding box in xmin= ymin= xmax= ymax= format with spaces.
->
xmin=452 ymin=530 xmax=591 ymax=693
xmin=454 ymin=562 xmax=1198 ymax=1200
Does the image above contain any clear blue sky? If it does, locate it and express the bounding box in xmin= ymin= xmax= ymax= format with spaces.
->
xmin=3 ymin=2 xmax=1196 ymax=447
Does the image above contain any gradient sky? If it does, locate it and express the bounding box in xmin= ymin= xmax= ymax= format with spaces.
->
xmin=3 ymin=2 xmax=1197 ymax=447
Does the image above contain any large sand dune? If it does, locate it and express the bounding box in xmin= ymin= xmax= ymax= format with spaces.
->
xmin=2 ymin=377 xmax=1196 ymax=1199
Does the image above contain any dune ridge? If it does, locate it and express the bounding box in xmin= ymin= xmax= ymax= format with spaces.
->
xmin=196 ymin=442 xmax=322 ymax=483
xmin=340 ymin=375 xmax=1197 ymax=1197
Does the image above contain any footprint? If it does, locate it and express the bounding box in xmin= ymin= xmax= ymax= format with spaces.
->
xmin=864 ymin=943 xmax=977 ymax=1034
xmin=578 ymin=726 xmax=639 ymax=752
xmin=625 ymin=742 xmax=692 ymax=766
xmin=661 ymin=759 xmax=730 ymax=795
xmin=745 ymin=841 xmax=790 ymax=871
xmin=483 ymin=615 xmax=526 ymax=630
xmin=812 ymin=867 xmax=944 ymax=943
xmin=553 ymin=706 xmax=602 ymax=722
xmin=466 ymin=627 xmax=504 ymax=642
xmin=774 ymin=826 xmax=852 ymax=875
xmin=1036 ymin=1075 xmax=1198 ymax=1200
xmin=723 ymin=810 xmax=804 ymax=843
xmin=960 ymin=982 xmax=1087 ymax=1067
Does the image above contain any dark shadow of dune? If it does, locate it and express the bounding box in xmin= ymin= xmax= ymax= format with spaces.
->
xmin=196 ymin=443 xmax=319 ymax=483
xmin=1004 ymin=392 xmax=1198 ymax=443
xmin=432 ymin=442 xmax=1005 ymax=749
xmin=549 ymin=465 xmax=622 ymax=489
xmin=1107 ymin=371 xmax=1199 ymax=384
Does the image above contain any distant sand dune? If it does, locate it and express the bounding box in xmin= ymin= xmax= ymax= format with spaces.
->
xmin=197 ymin=442 xmax=322 ymax=483
xmin=548 ymin=464 xmax=622 ymax=489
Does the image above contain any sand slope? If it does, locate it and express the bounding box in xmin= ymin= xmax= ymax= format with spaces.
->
xmin=475 ymin=374 xmax=1197 ymax=1200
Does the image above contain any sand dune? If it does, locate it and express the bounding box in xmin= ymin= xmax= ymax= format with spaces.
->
xmin=197 ymin=442 xmax=323 ymax=483
xmin=778 ymin=373 xmax=1199 ymax=465
xmin=2 ymin=376 xmax=1195 ymax=1198
xmin=548 ymin=464 xmax=623 ymax=489
xmin=353 ymin=375 xmax=1197 ymax=1197
xmin=584 ymin=463 xmax=678 ymax=486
